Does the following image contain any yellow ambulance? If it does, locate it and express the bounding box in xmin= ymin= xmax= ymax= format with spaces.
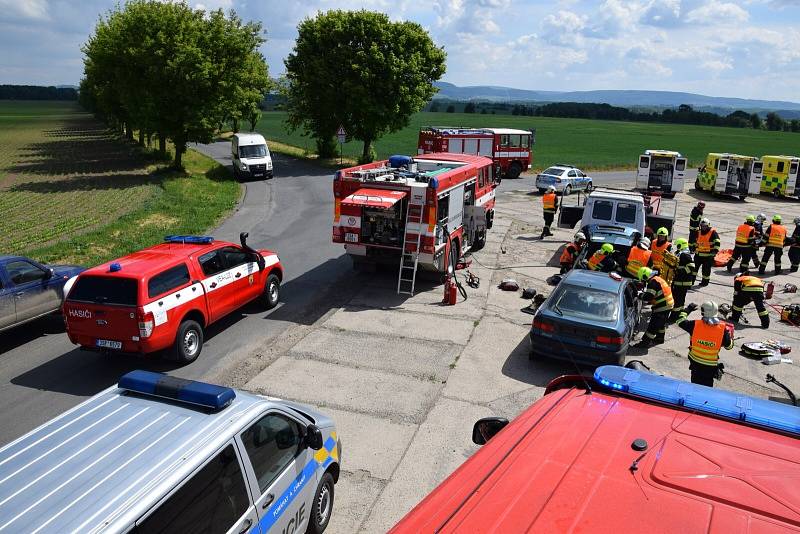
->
xmin=760 ymin=155 xmax=799 ymax=198
xmin=695 ymin=152 xmax=763 ymax=199
xmin=635 ymin=149 xmax=687 ymax=198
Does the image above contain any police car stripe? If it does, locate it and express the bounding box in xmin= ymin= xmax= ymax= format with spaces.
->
xmin=252 ymin=458 xmax=317 ymax=534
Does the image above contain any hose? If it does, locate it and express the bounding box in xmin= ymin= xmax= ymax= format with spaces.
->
xmin=441 ymin=223 xmax=468 ymax=302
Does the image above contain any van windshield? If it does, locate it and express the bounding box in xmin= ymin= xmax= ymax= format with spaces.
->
xmin=239 ymin=144 xmax=268 ymax=158
xmin=68 ymin=276 xmax=138 ymax=306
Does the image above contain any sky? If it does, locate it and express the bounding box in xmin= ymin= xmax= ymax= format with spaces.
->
xmin=1 ymin=0 xmax=799 ymax=102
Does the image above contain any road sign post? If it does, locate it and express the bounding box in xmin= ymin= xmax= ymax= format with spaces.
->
xmin=336 ymin=125 xmax=346 ymax=165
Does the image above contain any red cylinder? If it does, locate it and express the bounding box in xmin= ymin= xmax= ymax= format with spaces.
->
xmin=448 ymin=280 xmax=458 ymax=305
xmin=765 ymin=282 xmax=774 ymax=300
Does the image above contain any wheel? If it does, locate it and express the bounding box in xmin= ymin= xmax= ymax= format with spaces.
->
xmin=739 ymin=195 xmax=747 ymax=201
xmin=262 ymin=273 xmax=280 ymax=309
xmin=506 ymin=162 xmax=522 ymax=180
xmin=473 ymin=230 xmax=486 ymax=251
xmin=486 ymin=211 xmax=494 ymax=230
xmin=537 ymin=188 xmax=546 ymax=194
xmin=306 ymin=472 xmax=334 ymax=534
xmin=170 ymin=320 xmax=203 ymax=363
xmin=585 ymin=181 xmax=593 ymax=192
xmin=563 ymin=184 xmax=572 ymax=196
xmin=773 ymin=188 xmax=781 ymax=199
xmin=695 ymin=178 xmax=701 ymax=190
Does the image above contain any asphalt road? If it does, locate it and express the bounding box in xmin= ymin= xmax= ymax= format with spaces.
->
xmin=0 ymin=144 xmax=352 ymax=446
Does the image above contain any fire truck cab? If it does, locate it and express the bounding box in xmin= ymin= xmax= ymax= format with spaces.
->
xmin=417 ymin=127 xmax=534 ymax=179
xmin=635 ymin=149 xmax=687 ymax=197
xmin=333 ymin=154 xmax=497 ymax=288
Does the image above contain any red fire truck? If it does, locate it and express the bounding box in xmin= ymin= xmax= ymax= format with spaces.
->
xmin=417 ymin=127 xmax=534 ymax=179
xmin=333 ymin=153 xmax=497 ymax=294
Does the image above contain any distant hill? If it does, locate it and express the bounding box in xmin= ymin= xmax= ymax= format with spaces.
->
xmin=433 ymin=82 xmax=800 ymax=116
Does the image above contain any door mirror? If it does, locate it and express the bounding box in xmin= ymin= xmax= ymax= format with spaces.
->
xmin=472 ymin=417 xmax=509 ymax=445
xmin=305 ymin=424 xmax=324 ymax=450
xmin=45 ymin=268 xmax=54 ymax=280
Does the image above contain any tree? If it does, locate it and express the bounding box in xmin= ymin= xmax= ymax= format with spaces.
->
xmin=765 ymin=112 xmax=785 ymax=131
xmin=749 ymin=113 xmax=762 ymax=129
xmin=791 ymin=119 xmax=800 ymax=133
xmin=429 ymin=101 xmax=440 ymax=112
xmin=446 ymin=104 xmax=455 ymax=113
xmin=464 ymin=102 xmax=476 ymax=114
xmin=285 ymin=10 xmax=446 ymax=163
xmin=82 ymin=1 xmax=270 ymax=167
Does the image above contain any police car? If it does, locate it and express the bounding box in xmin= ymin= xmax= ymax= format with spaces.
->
xmin=0 ymin=370 xmax=341 ymax=534
xmin=536 ymin=164 xmax=593 ymax=195
xmin=63 ymin=234 xmax=283 ymax=363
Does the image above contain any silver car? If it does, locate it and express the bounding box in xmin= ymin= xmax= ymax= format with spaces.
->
xmin=536 ymin=165 xmax=593 ymax=195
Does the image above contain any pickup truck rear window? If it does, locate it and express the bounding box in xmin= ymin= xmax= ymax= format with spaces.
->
xmin=68 ymin=276 xmax=137 ymax=306
xmin=148 ymin=264 xmax=190 ymax=298
xmin=615 ymin=203 xmax=637 ymax=224
xmin=591 ymin=200 xmax=613 ymax=221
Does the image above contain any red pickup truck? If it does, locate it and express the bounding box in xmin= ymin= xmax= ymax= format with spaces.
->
xmin=63 ymin=234 xmax=282 ymax=363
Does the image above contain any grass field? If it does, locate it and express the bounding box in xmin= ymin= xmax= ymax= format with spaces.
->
xmin=0 ymin=101 xmax=240 ymax=266
xmin=256 ymin=111 xmax=800 ymax=170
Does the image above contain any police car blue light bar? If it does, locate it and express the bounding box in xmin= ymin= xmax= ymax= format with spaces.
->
xmin=594 ymin=365 xmax=800 ymax=435
xmin=119 ymin=370 xmax=235 ymax=410
xmin=164 ymin=235 xmax=214 ymax=244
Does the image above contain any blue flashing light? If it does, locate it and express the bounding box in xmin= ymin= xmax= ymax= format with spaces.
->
xmin=164 ymin=235 xmax=214 ymax=245
xmin=109 ymin=262 xmax=122 ymax=273
xmin=119 ymin=370 xmax=236 ymax=410
xmin=429 ymin=177 xmax=439 ymax=189
xmin=594 ymin=365 xmax=800 ymax=436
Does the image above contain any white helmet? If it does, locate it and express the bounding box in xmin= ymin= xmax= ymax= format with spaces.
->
xmin=638 ymin=237 xmax=651 ymax=250
xmin=700 ymin=217 xmax=710 ymax=227
xmin=574 ymin=231 xmax=586 ymax=242
xmin=547 ymin=185 xmax=556 ymax=192
xmin=701 ymin=301 xmax=719 ymax=319
xmin=794 ymin=217 xmax=800 ymax=225
xmin=757 ymin=213 xmax=767 ymax=221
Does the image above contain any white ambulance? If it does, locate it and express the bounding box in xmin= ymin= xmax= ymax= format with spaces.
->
xmin=635 ymin=149 xmax=687 ymax=197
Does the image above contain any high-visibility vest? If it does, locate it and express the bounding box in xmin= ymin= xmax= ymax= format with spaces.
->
xmin=689 ymin=320 xmax=726 ymax=366
xmin=651 ymin=240 xmax=670 ymax=268
xmin=560 ymin=242 xmax=579 ymax=264
xmin=625 ymin=247 xmax=651 ymax=277
xmin=735 ymin=224 xmax=754 ymax=246
xmin=587 ymin=252 xmax=604 ymax=270
xmin=735 ymin=275 xmax=764 ymax=292
xmin=768 ymin=224 xmax=787 ymax=247
xmin=542 ymin=193 xmax=557 ymax=213
xmin=650 ymin=276 xmax=674 ymax=311
xmin=696 ymin=229 xmax=715 ymax=254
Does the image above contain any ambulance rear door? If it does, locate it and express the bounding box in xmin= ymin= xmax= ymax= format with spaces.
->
xmin=787 ymin=159 xmax=799 ymax=196
xmin=636 ymin=155 xmax=650 ymax=190
xmin=748 ymin=160 xmax=764 ymax=195
xmin=714 ymin=158 xmax=729 ymax=192
xmin=673 ymin=157 xmax=687 ymax=193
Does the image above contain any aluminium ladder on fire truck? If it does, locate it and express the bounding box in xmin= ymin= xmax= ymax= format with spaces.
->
xmin=397 ymin=192 xmax=426 ymax=295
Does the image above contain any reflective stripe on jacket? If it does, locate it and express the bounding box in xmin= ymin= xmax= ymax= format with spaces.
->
xmin=651 ymin=240 xmax=670 ymax=268
xmin=768 ymin=224 xmax=787 ymax=247
xmin=645 ymin=276 xmax=674 ymax=312
xmin=542 ymin=193 xmax=557 ymax=213
xmin=625 ymin=247 xmax=652 ymax=277
xmin=560 ymin=242 xmax=580 ymax=264
xmin=735 ymin=275 xmax=764 ymax=293
xmin=735 ymin=224 xmax=755 ymax=246
xmin=696 ymin=229 xmax=719 ymax=255
xmin=587 ymin=252 xmax=604 ymax=270
xmin=689 ymin=320 xmax=726 ymax=366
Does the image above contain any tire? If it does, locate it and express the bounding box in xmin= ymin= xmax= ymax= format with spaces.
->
xmin=773 ymin=188 xmax=781 ymax=199
xmin=262 ymin=273 xmax=280 ymax=309
xmin=585 ymin=181 xmax=593 ymax=193
xmin=695 ymin=178 xmax=701 ymax=190
xmin=563 ymin=184 xmax=572 ymax=196
xmin=306 ymin=472 xmax=335 ymax=534
xmin=506 ymin=162 xmax=522 ymax=180
xmin=171 ymin=320 xmax=203 ymax=363
xmin=486 ymin=211 xmax=494 ymax=230
xmin=473 ymin=230 xmax=486 ymax=251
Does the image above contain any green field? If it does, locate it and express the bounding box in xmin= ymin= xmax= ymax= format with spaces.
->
xmin=0 ymin=101 xmax=239 ymax=265
xmin=256 ymin=111 xmax=799 ymax=170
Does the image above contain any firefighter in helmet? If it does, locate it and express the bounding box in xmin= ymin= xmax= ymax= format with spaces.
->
xmin=624 ymin=237 xmax=652 ymax=278
xmin=559 ymin=231 xmax=586 ymax=274
xmin=726 ymin=215 xmax=760 ymax=273
xmin=694 ymin=217 xmax=720 ymax=287
xmin=669 ymin=238 xmax=696 ymax=322
xmin=585 ymin=243 xmax=617 ymax=272
xmin=651 ymin=227 xmax=672 ymax=273
xmin=678 ymin=301 xmax=733 ymax=387
xmin=540 ymin=185 xmax=557 ymax=238
xmin=759 ymin=214 xmax=788 ymax=275
xmin=790 ymin=216 xmax=800 ymax=273
xmin=688 ymin=201 xmax=705 ymax=251
xmin=731 ymin=267 xmax=770 ymax=329
xmin=634 ymin=266 xmax=674 ymax=348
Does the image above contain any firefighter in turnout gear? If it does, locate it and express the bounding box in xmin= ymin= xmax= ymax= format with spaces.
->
xmin=559 ymin=232 xmax=586 ymax=274
xmin=624 ymin=237 xmax=653 ymax=278
xmin=790 ymin=217 xmax=800 ymax=273
xmin=759 ymin=215 xmax=788 ymax=275
xmin=585 ymin=243 xmax=617 ymax=272
xmin=669 ymin=238 xmax=696 ymax=322
xmin=694 ymin=218 xmax=720 ymax=287
xmin=634 ymin=267 xmax=674 ymax=348
xmin=651 ymin=227 xmax=672 ymax=273
xmin=731 ymin=268 xmax=770 ymax=329
xmin=688 ymin=201 xmax=705 ymax=251
xmin=727 ymin=215 xmax=760 ymax=272
xmin=541 ymin=186 xmax=557 ymax=238
xmin=677 ymin=301 xmax=733 ymax=387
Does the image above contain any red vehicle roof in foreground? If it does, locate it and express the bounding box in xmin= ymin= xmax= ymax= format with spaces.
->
xmin=391 ymin=379 xmax=800 ymax=533
xmin=82 ymin=242 xmax=219 ymax=278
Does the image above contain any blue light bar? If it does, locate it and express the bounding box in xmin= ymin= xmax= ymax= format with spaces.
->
xmin=164 ymin=235 xmax=214 ymax=244
xmin=109 ymin=262 xmax=122 ymax=272
xmin=429 ymin=177 xmax=439 ymax=189
xmin=594 ymin=365 xmax=800 ymax=436
xmin=119 ymin=370 xmax=235 ymax=410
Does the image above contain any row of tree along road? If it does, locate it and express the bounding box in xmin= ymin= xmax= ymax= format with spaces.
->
xmin=79 ymin=1 xmax=446 ymax=167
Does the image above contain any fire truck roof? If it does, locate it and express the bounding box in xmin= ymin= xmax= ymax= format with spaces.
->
xmin=424 ymin=126 xmax=531 ymax=136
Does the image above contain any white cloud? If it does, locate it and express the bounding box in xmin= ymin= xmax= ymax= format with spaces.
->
xmin=686 ymin=1 xmax=750 ymax=22
xmin=0 ymin=0 xmax=49 ymax=21
xmin=540 ymin=10 xmax=587 ymax=46
xmin=702 ymin=59 xmax=733 ymax=72
xmin=641 ymin=0 xmax=682 ymax=27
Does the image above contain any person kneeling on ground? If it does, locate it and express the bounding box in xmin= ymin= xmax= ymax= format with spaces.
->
xmin=634 ymin=266 xmax=674 ymax=348
xmin=559 ymin=231 xmax=586 ymax=274
xmin=677 ymin=301 xmax=733 ymax=387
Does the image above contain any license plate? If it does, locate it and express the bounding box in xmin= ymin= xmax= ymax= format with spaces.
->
xmin=345 ymin=233 xmax=358 ymax=243
xmin=96 ymin=339 xmax=122 ymax=350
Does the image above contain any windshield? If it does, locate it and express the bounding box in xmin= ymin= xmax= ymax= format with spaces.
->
xmin=239 ymin=144 xmax=268 ymax=158
xmin=67 ymin=275 xmax=138 ymax=306
xmin=551 ymin=284 xmax=619 ymax=322
xmin=542 ymin=167 xmax=564 ymax=177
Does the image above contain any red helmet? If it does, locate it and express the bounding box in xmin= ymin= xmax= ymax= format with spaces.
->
xmin=697 ymin=201 xmax=705 ymax=209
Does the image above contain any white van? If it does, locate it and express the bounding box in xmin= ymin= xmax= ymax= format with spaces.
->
xmin=0 ymin=370 xmax=341 ymax=534
xmin=232 ymin=133 xmax=273 ymax=179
